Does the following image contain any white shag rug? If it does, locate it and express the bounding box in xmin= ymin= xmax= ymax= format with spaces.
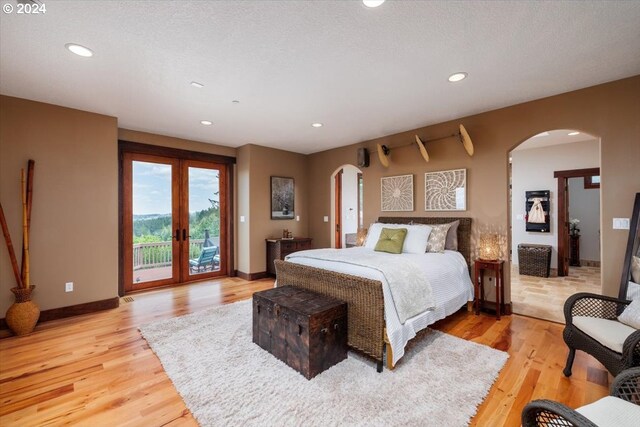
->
xmin=140 ymin=300 xmax=508 ymax=427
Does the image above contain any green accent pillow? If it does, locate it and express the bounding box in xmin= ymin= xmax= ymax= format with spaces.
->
xmin=374 ymin=227 xmax=408 ymax=254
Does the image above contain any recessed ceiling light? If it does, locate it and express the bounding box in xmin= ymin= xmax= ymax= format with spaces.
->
xmin=311 ymin=123 xmax=323 ymax=128
xmin=448 ymin=72 xmax=468 ymax=82
xmin=568 ymin=131 xmax=580 ymax=136
xmin=232 ymin=100 xmax=240 ymax=104
xmin=533 ymin=131 xmax=550 ymax=138
xmin=190 ymin=81 xmax=204 ymax=88
xmin=65 ymin=43 xmax=94 ymax=57
xmin=363 ymin=0 xmax=385 ymax=7
xmin=200 ymin=120 xmax=213 ymax=126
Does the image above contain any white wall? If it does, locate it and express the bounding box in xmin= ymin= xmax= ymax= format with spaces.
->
xmin=341 ymin=165 xmax=360 ymax=244
xmin=511 ymin=139 xmax=599 ymax=267
xmin=568 ymin=177 xmax=600 ymax=262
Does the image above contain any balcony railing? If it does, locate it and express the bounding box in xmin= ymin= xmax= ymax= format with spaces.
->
xmin=132 ymin=237 xmax=220 ymax=270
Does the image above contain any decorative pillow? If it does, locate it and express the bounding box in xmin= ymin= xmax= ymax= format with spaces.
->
xmin=618 ymin=299 xmax=640 ymax=329
xmin=444 ymin=220 xmax=460 ymax=251
xmin=426 ymin=223 xmax=452 ymax=253
xmin=401 ymin=224 xmax=432 ymax=254
xmin=374 ymin=228 xmax=407 ymax=254
xmin=631 ymin=256 xmax=640 ymax=284
xmin=364 ymin=223 xmax=432 ymax=254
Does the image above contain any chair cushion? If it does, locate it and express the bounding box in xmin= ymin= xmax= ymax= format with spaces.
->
xmin=573 ymin=316 xmax=637 ymax=353
xmin=576 ymin=396 xmax=640 ymax=427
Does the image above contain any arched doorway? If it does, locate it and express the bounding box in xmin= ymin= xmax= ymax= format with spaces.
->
xmin=509 ymin=129 xmax=602 ymax=322
xmin=330 ymin=164 xmax=363 ymax=248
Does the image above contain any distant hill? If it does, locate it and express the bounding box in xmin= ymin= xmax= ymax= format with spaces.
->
xmin=133 ymin=213 xmax=171 ymax=221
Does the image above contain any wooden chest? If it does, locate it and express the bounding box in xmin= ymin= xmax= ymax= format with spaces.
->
xmin=252 ymin=286 xmax=348 ymax=379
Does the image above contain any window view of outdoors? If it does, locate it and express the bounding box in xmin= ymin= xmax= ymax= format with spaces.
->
xmin=187 ymin=167 xmax=220 ymax=276
xmin=131 ymin=162 xmax=221 ymax=283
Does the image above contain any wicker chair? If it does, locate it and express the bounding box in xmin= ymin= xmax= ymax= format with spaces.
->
xmin=522 ymin=367 xmax=640 ymax=426
xmin=563 ymin=292 xmax=640 ymax=377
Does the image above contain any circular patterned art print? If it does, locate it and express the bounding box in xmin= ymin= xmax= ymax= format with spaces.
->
xmin=424 ymin=169 xmax=467 ymax=211
xmin=381 ymin=174 xmax=414 ymax=211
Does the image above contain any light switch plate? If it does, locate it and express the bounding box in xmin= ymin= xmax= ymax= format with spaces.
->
xmin=613 ymin=218 xmax=630 ymax=230
xmin=323 ymin=216 xmax=329 ymax=222
xmin=296 ymin=215 xmax=300 ymax=221
xmin=65 ymin=282 xmax=73 ymax=292
xmin=240 ymin=216 xmax=245 ymax=223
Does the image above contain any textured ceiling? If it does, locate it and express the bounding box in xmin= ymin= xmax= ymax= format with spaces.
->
xmin=1 ymin=1 xmax=639 ymax=154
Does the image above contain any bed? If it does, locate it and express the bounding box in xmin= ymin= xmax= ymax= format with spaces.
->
xmin=274 ymin=216 xmax=473 ymax=371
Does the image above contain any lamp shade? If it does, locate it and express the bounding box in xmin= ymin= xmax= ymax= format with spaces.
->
xmin=479 ymin=233 xmax=500 ymax=261
xmin=356 ymin=228 xmax=368 ymax=246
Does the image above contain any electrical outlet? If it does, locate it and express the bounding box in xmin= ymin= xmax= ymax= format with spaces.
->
xmin=65 ymin=282 xmax=73 ymax=292
xmin=240 ymin=215 xmax=245 ymax=223
xmin=296 ymin=215 xmax=300 ymax=221
xmin=323 ymin=216 xmax=329 ymax=222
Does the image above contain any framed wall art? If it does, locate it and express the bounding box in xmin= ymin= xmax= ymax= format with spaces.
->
xmin=271 ymin=176 xmax=295 ymax=220
xmin=424 ymin=169 xmax=466 ymax=211
xmin=381 ymin=174 xmax=414 ymax=212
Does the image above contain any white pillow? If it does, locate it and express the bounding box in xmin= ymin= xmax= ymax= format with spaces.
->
xmin=364 ymin=223 xmax=432 ymax=254
xmin=618 ymin=299 xmax=640 ymax=329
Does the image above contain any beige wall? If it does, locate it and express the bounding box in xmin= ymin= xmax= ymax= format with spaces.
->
xmin=308 ymin=76 xmax=640 ymax=301
xmin=236 ymin=144 xmax=309 ymax=274
xmin=0 ymin=96 xmax=118 ymax=314
xmin=118 ymin=129 xmax=236 ymax=158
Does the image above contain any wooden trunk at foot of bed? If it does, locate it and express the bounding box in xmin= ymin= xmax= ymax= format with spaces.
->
xmin=274 ymin=259 xmax=386 ymax=369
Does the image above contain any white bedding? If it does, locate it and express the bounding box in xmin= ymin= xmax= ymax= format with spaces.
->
xmin=286 ymin=248 xmax=435 ymax=323
xmin=284 ymin=247 xmax=474 ymax=365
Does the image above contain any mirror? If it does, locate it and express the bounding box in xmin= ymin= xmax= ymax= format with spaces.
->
xmin=619 ymin=192 xmax=640 ymax=300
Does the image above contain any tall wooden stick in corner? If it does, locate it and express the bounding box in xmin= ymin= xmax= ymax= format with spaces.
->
xmin=0 ymin=202 xmax=24 ymax=288
xmin=21 ymin=160 xmax=34 ymax=280
xmin=21 ymin=169 xmax=30 ymax=289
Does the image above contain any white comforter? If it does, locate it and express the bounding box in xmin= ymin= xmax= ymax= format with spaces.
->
xmin=285 ymin=247 xmax=474 ymax=365
xmin=286 ymin=248 xmax=435 ymax=323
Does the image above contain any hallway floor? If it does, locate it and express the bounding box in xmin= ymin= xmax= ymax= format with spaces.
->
xmin=511 ymin=264 xmax=601 ymax=323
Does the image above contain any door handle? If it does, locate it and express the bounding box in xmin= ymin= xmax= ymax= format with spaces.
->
xmin=182 ymin=229 xmax=190 ymax=240
xmin=175 ymin=229 xmax=180 ymax=241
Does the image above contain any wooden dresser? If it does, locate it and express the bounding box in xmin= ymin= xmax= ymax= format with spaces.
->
xmin=266 ymin=237 xmax=312 ymax=276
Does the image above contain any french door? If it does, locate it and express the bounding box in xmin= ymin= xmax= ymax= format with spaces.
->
xmin=122 ymin=153 xmax=227 ymax=292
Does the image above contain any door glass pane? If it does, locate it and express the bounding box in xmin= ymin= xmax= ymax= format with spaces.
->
xmin=188 ymin=167 xmax=221 ymax=276
xmin=132 ymin=161 xmax=173 ymax=283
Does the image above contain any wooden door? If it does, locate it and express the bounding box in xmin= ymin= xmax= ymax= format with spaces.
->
xmin=334 ymin=169 xmax=343 ymax=248
xmin=180 ymin=160 xmax=227 ymax=282
xmin=122 ymin=155 xmax=228 ymax=292
xmin=554 ymin=167 xmax=600 ymax=277
xmin=123 ymin=153 xmax=180 ymax=291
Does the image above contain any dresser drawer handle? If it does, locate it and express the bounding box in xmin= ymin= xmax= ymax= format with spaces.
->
xmin=298 ymin=325 xmax=303 ymax=335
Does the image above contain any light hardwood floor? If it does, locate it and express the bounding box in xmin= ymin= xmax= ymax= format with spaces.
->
xmin=511 ymin=265 xmax=601 ymax=323
xmin=0 ymin=277 xmax=609 ymax=426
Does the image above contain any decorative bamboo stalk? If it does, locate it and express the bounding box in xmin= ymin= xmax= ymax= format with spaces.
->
xmin=0 ymin=203 xmax=24 ymax=288
xmin=21 ymin=169 xmax=30 ymax=289
xmin=21 ymin=159 xmax=35 ymax=280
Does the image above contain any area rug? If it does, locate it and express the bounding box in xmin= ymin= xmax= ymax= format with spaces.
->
xmin=140 ymin=300 xmax=508 ymax=426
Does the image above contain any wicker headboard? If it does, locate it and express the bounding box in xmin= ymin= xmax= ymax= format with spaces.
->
xmin=377 ymin=217 xmax=472 ymax=267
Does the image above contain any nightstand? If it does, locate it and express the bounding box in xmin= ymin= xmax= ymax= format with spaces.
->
xmin=474 ymin=259 xmax=505 ymax=320
xmin=265 ymin=238 xmax=312 ymax=276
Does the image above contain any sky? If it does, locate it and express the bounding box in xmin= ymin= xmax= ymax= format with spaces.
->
xmin=132 ymin=161 xmax=219 ymax=215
